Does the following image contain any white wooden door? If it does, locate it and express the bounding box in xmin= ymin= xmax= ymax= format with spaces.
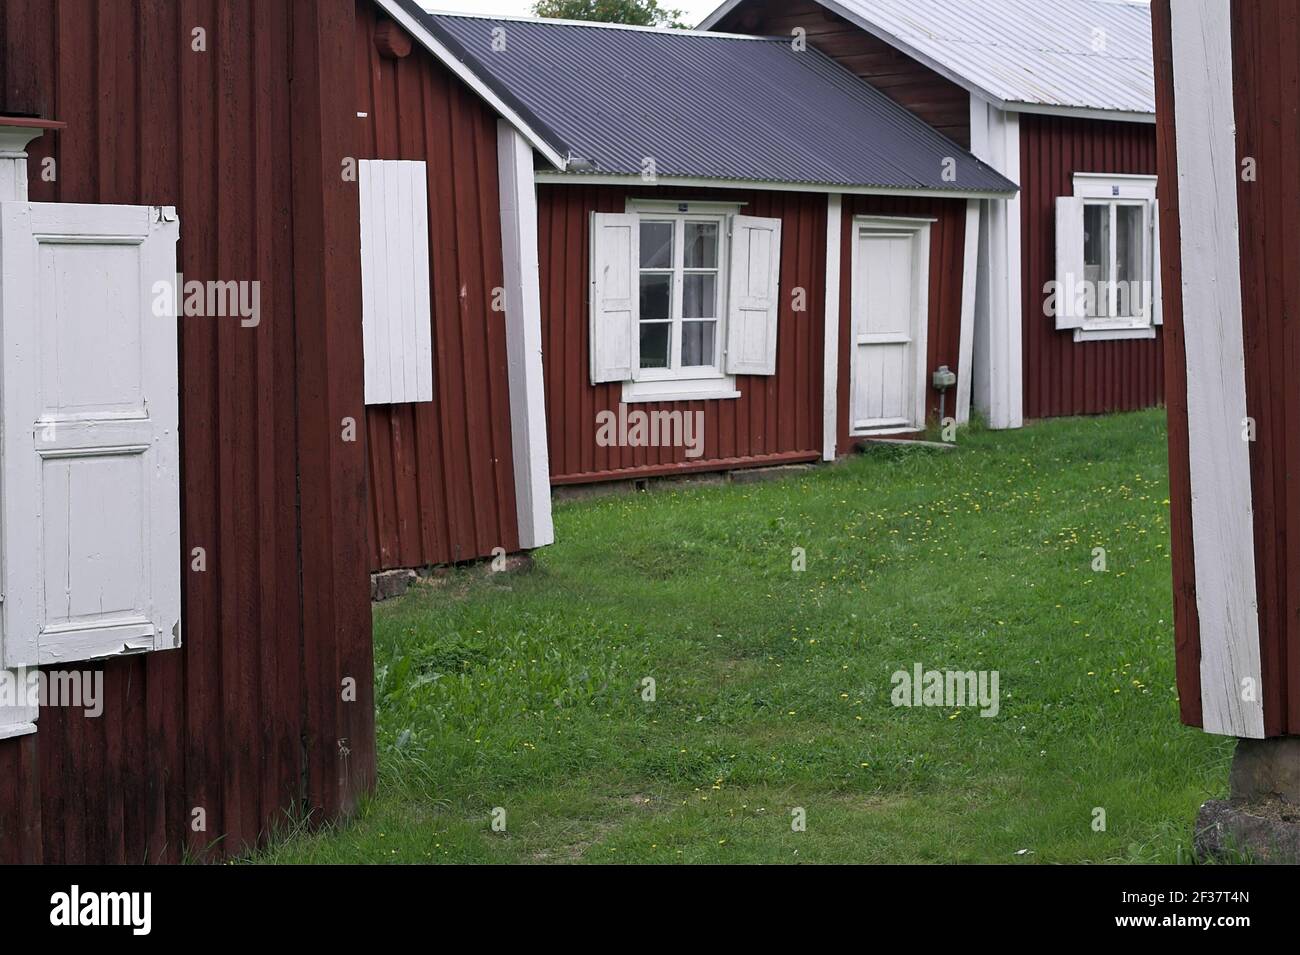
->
xmin=850 ymin=226 xmax=927 ymax=433
xmin=0 ymin=202 xmax=181 ymax=667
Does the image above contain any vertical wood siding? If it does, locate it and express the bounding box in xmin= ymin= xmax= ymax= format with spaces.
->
xmin=536 ymin=184 xmax=969 ymax=482
xmin=356 ymin=1 xmax=521 ymax=571
xmin=0 ymin=0 xmax=374 ymax=863
xmin=836 ymin=195 xmax=970 ymax=453
xmin=539 ymin=184 xmax=827 ymax=482
xmin=1225 ymin=0 xmax=1298 ymax=735
xmin=1019 ymin=114 xmax=1165 ymax=419
xmin=712 ymin=0 xmax=972 ymax=147
xmin=1150 ymin=0 xmax=1202 ymax=730
xmin=1156 ymin=0 xmax=1300 ymax=735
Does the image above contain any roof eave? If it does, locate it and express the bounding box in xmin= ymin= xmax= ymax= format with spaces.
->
xmin=534 ymin=170 xmax=1018 ymax=201
xmin=374 ymin=0 xmax=571 ymax=171
xmin=998 ymin=101 xmax=1156 ymax=124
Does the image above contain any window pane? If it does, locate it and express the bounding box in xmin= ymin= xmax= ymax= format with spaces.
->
xmin=1083 ymin=203 xmax=1111 ymax=317
xmin=1115 ymin=204 xmax=1145 ymax=318
xmin=682 ymin=320 xmax=716 ymax=368
xmin=682 ymin=273 xmax=717 ymax=319
xmin=640 ymin=322 xmax=670 ymax=369
xmin=639 ymin=273 xmax=671 ymax=322
xmin=640 ymin=221 xmax=674 ymax=269
xmin=684 ymin=222 xmax=719 ymax=269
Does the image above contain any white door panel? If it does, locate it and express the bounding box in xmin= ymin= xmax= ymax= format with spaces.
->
xmin=850 ymin=224 xmax=929 ymax=433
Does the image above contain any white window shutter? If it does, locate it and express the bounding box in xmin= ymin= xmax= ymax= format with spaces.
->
xmin=1054 ymin=196 xmax=1087 ymax=331
xmin=1151 ymin=198 xmax=1163 ymax=326
xmin=359 ymin=159 xmax=434 ymax=405
xmin=0 ymin=202 xmax=181 ymax=667
xmin=589 ymin=212 xmax=637 ymax=383
xmin=725 ymin=214 xmax=782 ymax=375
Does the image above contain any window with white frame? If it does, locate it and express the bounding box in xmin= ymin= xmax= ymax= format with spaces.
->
xmin=590 ymin=201 xmax=782 ymax=402
xmin=637 ymin=213 xmax=724 ymax=376
xmin=1053 ymin=173 xmax=1161 ymax=342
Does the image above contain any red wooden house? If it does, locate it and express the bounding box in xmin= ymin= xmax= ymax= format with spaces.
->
xmin=359 ymin=2 xmax=1013 ymax=552
xmin=703 ymin=0 xmax=1163 ymax=429
xmin=0 ymin=0 xmax=374 ymax=864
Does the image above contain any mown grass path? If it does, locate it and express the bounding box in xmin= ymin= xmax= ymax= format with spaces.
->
xmin=255 ymin=411 xmax=1230 ymax=863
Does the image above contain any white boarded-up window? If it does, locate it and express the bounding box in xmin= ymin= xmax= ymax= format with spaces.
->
xmin=359 ymin=159 xmax=434 ymax=405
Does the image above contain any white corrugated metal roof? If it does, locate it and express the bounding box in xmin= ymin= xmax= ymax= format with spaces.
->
xmin=702 ymin=0 xmax=1155 ymax=117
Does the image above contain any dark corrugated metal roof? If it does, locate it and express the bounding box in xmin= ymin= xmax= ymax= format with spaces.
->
xmin=397 ymin=5 xmax=1016 ymax=195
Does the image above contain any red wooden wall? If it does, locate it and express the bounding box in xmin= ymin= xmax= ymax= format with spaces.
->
xmin=836 ymin=195 xmax=970 ymax=454
xmin=537 ymin=184 xmax=970 ymax=481
xmin=356 ymin=1 xmax=521 ymax=572
xmin=1154 ymin=0 xmax=1300 ymax=736
xmin=711 ymin=0 xmax=972 ymax=147
xmin=1227 ymin=0 xmax=1300 ymax=737
xmin=1019 ymin=114 xmax=1165 ymax=419
xmin=0 ymin=0 xmax=374 ymax=863
xmin=1150 ymin=0 xmax=1200 ymax=730
xmin=539 ymin=184 xmax=827 ymax=483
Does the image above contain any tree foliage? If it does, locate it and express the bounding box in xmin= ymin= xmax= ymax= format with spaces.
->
xmin=531 ymin=0 xmax=687 ymax=29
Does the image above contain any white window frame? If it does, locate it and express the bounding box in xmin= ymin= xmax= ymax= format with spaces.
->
xmin=622 ymin=200 xmax=742 ymax=403
xmin=1068 ymin=173 xmax=1160 ymax=342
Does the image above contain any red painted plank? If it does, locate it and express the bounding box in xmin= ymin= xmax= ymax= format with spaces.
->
xmin=1151 ymin=0 xmax=1202 ymax=729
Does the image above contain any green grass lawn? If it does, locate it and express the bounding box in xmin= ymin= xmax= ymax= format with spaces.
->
xmin=254 ymin=409 xmax=1231 ymax=863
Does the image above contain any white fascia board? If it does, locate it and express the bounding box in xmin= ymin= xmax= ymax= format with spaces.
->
xmin=534 ymin=171 xmax=1015 ymax=201
xmin=1000 ymin=101 xmax=1156 ymax=125
xmin=374 ymin=0 xmax=569 ymax=172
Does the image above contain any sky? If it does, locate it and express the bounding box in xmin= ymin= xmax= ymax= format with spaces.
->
xmin=419 ymin=0 xmax=724 ymax=28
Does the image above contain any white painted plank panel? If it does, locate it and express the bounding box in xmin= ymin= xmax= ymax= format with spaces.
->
xmin=1 ymin=201 xmax=180 ymax=667
xmin=359 ymin=159 xmax=434 ymax=405
xmin=1170 ymin=0 xmax=1265 ymax=738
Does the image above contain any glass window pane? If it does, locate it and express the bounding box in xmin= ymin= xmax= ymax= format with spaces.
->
xmin=640 ymin=322 xmax=670 ymax=369
xmin=640 ymin=221 xmax=674 ymax=269
xmin=1083 ymin=203 xmax=1111 ymax=317
xmin=684 ymin=222 xmax=719 ymax=269
xmin=639 ymin=273 xmax=671 ymax=322
xmin=682 ymin=320 xmax=716 ymax=368
xmin=682 ymin=273 xmax=716 ymax=319
xmin=1115 ymin=204 xmax=1145 ymax=318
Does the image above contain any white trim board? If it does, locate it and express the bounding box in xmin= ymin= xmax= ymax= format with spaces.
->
xmin=497 ymin=121 xmax=555 ymax=551
xmin=969 ymin=99 xmax=1023 ymax=430
xmin=956 ymin=198 xmax=981 ymax=425
xmin=999 ymin=102 xmax=1155 ymax=125
xmin=374 ymin=0 xmax=568 ymax=171
xmin=1170 ymin=0 xmax=1265 ymax=739
xmin=822 ymin=194 xmax=843 ymax=460
xmin=535 ymin=171 xmax=1014 ymax=202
